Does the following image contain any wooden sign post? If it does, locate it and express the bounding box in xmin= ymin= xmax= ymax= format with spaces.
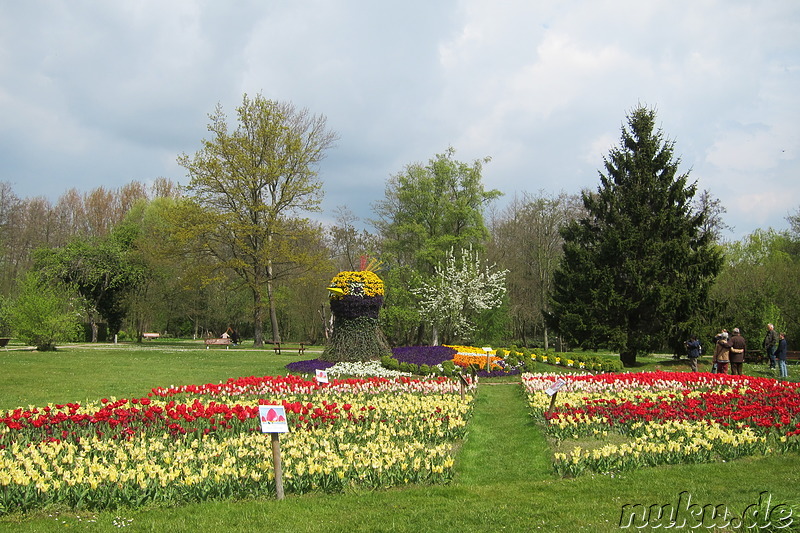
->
xmin=458 ymin=373 xmax=468 ymax=400
xmin=259 ymin=405 xmax=289 ymax=500
xmin=545 ymin=378 xmax=566 ymax=414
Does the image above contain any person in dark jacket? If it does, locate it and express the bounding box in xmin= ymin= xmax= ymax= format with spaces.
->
xmin=685 ymin=335 xmax=701 ymax=372
xmin=764 ymin=323 xmax=779 ymax=369
xmin=776 ymin=332 xmax=788 ymax=379
xmin=729 ymin=328 xmax=747 ymax=375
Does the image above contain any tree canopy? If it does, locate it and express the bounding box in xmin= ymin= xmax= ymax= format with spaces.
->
xmin=33 ymin=226 xmax=146 ymax=340
xmin=549 ymin=106 xmax=723 ymax=366
xmin=177 ymin=94 xmax=338 ymax=346
xmin=373 ymin=147 xmax=501 ymax=274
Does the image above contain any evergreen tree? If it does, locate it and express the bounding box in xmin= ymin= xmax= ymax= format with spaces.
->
xmin=549 ymin=106 xmax=722 ymax=366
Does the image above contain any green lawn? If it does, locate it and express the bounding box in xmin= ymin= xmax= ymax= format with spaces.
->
xmin=0 ymin=342 xmax=798 ymax=532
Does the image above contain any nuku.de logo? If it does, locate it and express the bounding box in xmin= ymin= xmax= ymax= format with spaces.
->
xmin=619 ymin=491 xmax=793 ymax=530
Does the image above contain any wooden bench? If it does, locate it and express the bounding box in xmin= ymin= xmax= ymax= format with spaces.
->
xmin=746 ymin=350 xmax=800 ymax=364
xmin=744 ymin=349 xmax=763 ymax=364
xmin=269 ymin=341 xmax=307 ymax=355
xmin=205 ymin=338 xmax=232 ymax=349
xmin=142 ymin=333 xmax=160 ymax=340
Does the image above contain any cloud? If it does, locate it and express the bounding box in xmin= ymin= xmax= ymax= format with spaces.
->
xmin=0 ymin=0 xmax=797 ymax=239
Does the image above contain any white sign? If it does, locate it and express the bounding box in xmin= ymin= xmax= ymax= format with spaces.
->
xmin=545 ymin=378 xmax=567 ymax=397
xmin=482 ymin=346 xmax=493 ymax=353
xmin=315 ymin=369 xmax=329 ymax=384
xmin=259 ymin=405 xmax=289 ymax=433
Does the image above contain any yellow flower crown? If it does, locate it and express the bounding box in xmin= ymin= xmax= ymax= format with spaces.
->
xmin=328 ymin=270 xmax=385 ymax=298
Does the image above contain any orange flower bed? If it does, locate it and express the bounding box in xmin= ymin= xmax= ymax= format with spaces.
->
xmin=453 ymin=352 xmax=503 ymax=370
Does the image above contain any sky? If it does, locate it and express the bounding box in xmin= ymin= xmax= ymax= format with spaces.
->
xmin=1 ymin=1 xmax=798 ymax=240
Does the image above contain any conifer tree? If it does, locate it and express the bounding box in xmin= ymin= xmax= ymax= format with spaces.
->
xmin=549 ymin=106 xmax=722 ymax=366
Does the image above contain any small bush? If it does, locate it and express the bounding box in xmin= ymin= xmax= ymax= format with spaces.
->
xmin=441 ymin=360 xmax=456 ymax=377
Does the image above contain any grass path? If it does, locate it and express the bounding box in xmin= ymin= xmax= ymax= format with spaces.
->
xmin=455 ymin=382 xmax=553 ymax=486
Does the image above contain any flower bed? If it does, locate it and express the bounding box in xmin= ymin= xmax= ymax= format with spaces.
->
xmin=0 ymin=375 xmax=475 ymax=514
xmin=523 ymin=371 xmax=800 ymax=477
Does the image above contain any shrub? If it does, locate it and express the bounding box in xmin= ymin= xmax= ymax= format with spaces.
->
xmin=9 ymin=273 xmax=82 ymax=351
xmin=441 ymin=360 xmax=456 ymax=377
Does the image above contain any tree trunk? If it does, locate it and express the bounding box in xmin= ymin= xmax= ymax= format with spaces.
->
xmin=620 ymin=350 xmax=637 ymax=367
xmin=543 ymin=325 xmax=549 ymax=351
xmin=431 ymin=324 xmax=439 ymax=346
xmin=267 ymin=278 xmax=280 ymax=345
xmin=253 ymin=288 xmax=265 ymax=347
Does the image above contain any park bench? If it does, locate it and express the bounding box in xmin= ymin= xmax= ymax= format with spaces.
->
xmin=205 ymin=338 xmax=232 ymax=349
xmin=268 ymin=341 xmax=308 ymax=355
xmin=744 ymin=349 xmax=763 ymax=364
xmin=142 ymin=333 xmax=160 ymax=340
xmin=745 ymin=349 xmax=800 ymax=364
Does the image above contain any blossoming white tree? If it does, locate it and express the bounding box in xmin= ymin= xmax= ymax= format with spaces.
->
xmin=413 ymin=246 xmax=508 ymax=345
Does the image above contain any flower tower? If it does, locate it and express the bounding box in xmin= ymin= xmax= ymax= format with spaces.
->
xmin=321 ymin=268 xmax=392 ymax=362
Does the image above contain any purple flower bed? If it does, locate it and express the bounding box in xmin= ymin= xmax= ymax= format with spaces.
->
xmin=475 ymin=366 xmax=523 ymax=378
xmin=285 ymin=359 xmax=335 ymax=374
xmin=391 ymin=345 xmax=457 ymax=366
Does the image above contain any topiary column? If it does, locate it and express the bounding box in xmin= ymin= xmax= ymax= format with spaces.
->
xmin=321 ymin=270 xmax=392 ymax=362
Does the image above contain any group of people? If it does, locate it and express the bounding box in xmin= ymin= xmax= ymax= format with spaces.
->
xmin=686 ymin=324 xmax=788 ymax=378
xmin=709 ymin=328 xmax=748 ymax=375
xmin=763 ymin=323 xmax=789 ymax=378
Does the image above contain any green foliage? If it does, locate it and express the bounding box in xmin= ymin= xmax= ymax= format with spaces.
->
xmin=380 ymin=355 xmax=400 ymax=371
xmin=33 ymin=229 xmax=147 ymax=337
xmin=549 ymin=106 xmax=723 ymax=366
xmin=378 ymin=265 xmax=422 ymax=346
xmin=374 ymin=148 xmax=501 ymax=345
xmin=504 ymin=351 xmax=520 ymax=367
xmin=9 ymin=273 xmax=82 ymax=351
xmin=710 ymin=228 xmax=800 ymax=344
xmin=178 ymin=94 xmax=337 ymax=346
xmin=471 ymin=298 xmax=512 ymax=346
xmin=374 ymin=147 xmax=501 ymax=275
xmin=321 ymin=316 xmax=392 ymax=363
xmin=441 ymin=360 xmax=456 ymax=376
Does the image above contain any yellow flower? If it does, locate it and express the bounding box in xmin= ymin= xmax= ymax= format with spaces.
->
xmin=328 ymin=270 xmax=385 ymax=298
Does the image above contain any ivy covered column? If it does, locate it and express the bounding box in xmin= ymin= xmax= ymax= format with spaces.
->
xmin=321 ymin=270 xmax=392 ymax=362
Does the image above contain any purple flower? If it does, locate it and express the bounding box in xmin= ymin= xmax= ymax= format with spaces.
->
xmin=285 ymin=359 xmax=335 ymax=374
xmin=391 ymin=346 xmax=457 ymax=366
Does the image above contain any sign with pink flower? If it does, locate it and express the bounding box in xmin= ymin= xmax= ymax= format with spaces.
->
xmin=258 ymin=405 xmax=288 ymax=433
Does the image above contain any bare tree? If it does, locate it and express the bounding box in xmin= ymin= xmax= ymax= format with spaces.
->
xmin=489 ymin=190 xmax=582 ymax=348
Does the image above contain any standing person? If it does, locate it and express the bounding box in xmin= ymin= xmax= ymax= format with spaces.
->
xmin=776 ymin=332 xmax=788 ymax=379
xmin=764 ymin=323 xmax=779 ymax=369
xmin=729 ymin=327 xmax=747 ymax=375
xmin=713 ymin=331 xmax=732 ymax=375
xmin=685 ymin=335 xmax=701 ymax=372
